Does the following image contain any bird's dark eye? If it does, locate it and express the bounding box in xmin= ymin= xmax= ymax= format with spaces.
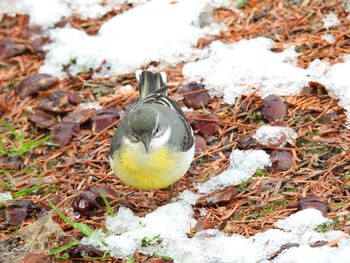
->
xmin=155 ymin=126 xmax=160 ymax=134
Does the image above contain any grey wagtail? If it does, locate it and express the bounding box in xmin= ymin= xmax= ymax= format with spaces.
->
xmin=109 ymin=70 xmax=195 ymax=190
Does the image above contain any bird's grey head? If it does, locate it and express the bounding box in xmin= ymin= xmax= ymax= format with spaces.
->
xmin=127 ymin=106 xmax=169 ymax=153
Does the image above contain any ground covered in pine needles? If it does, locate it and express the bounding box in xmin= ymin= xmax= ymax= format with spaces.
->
xmin=1 ymin=0 xmax=350 ymax=262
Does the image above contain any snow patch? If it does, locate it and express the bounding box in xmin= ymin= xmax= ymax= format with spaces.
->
xmin=253 ymin=126 xmax=297 ymax=147
xmin=197 ymin=149 xmax=271 ymax=193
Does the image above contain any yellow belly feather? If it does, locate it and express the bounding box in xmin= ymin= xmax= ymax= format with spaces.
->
xmin=111 ymin=145 xmax=184 ymax=190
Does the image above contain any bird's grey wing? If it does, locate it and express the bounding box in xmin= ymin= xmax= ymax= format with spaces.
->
xmin=109 ymin=121 xmax=125 ymax=157
xmin=156 ymin=96 xmax=194 ymax=152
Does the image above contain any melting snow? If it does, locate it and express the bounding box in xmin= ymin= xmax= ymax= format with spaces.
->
xmin=253 ymin=126 xmax=297 ymax=147
xmin=197 ymin=149 xmax=271 ymax=193
xmin=182 ymin=38 xmax=325 ymax=104
xmin=322 ymin=12 xmax=341 ymax=29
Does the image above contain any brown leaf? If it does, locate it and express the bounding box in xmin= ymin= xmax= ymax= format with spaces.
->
xmin=15 ymin=74 xmax=58 ymax=99
xmin=179 ymin=82 xmax=209 ymax=109
xmin=71 ymin=187 xmax=118 ymax=216
xmin=261 ymin=95 xmax=287 ymax=122
xmin=29 ymin=110 xmax=57 ymax=129
xmin=0 ymin=156 xmax=23 ymax=169
xmin=299 ymin=196 xmax=328 ymax=215
xmin=269 ymin=150 xmax=294 ymax=171
xmin=62 ymin=108 xmax=95 ymax=124
xmin=0 ymin=39 xmax=28 ymax=60
xmin=93 ymin=108 xmax=122 ymax=132
xmin=192 ymin=114 xmax=220 ymax=137
xmin=237 ymin=135 xmax=260 ymax=149
xmin=72 ymin=190 xmax=102 ymax=216
xmin=51 ymin=122 xmax=79 ymax=148
xmin=309 ymin=240 xmax=328 ymax=248
xmin=40 ymin=91 xmax=82 ymax=113
xmin=269 ymin=243 xmax=300 ymax=260
xmin=72 ymin=244 xmax=105 ymax=258
xmin=195 ymin=186 xmax=238 ymax=207
xmin=194 ymin=135 xmax=207 ymax=154
xmin=4 ymin=200 xmax=45 ymax=226
xmin=194 ymin=219 xmax=215 ymax=233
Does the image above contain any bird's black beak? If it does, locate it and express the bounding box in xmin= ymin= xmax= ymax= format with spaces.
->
xmin=140 ymin=135 xmax=151 ymax=153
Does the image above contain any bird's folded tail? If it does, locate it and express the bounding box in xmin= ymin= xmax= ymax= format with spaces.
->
xmin=136 ymin=70 xmax=167 ymax=99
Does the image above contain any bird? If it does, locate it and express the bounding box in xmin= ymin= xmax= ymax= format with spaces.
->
xmin=109 ymin=70 xmax=194 ymax=190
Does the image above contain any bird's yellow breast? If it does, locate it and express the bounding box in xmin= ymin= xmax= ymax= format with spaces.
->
xmin=111 ymin=145 xmax=186 ymax=190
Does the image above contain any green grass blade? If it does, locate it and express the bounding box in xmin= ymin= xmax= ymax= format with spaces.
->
xmin=82 ymin=252 xmax=111 ymax=260
xmin=100 ymin=191 xmax=115 ymax=217
xmin=28 ymin=135 xmax=53 ymax=149
xmin=0 ymin=135 xmax=8 ymax=155
xmin=47 ymin=238 xmax=80 ymax=256
xmin=47 ymin=199 xmax=93 ymax=237
xmin=0 ymin=120 xmax=20 ymax=140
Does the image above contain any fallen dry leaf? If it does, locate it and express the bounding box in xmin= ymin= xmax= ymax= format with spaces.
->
xmin=15 ymin=74 xmax=58 ymax=99
xmin=196 ymin=186 xmax=238 ymax=207
xmin=269 ymin=150 xmax=294 ymax=171
xmin=29 ymin=110 xmax=57 ymax=129
xmin=4 ymin=200 xmax=45 ymax=226
xmin=72 ymin=187 xmax=118 ymax=216
xmin=0 ymin=39 xmax=28 ymax=60
xmin=261 ymin=95 xmax=287 ymax=122
xmin=309 ymin=240 xmax=328 ymax=248
xmin=62 ymin=108 xmax=95 ymax=124
xmin=194 ymin=219 xmax=216 ymax=233
xmin=179 ymin=82 xmax=209 ymax=109
xmin=299 ymin=196 xmax=328 ymax=215
xmin=237 ymin=135 xmax=260 ymax=149
xmin=194 ymin=135 xmax=207 ymax=154
xmin=268 ymin=243 xmax=300 ymax=260
xmin=40 ymin=91 xmax=82 ymax=113
xmin=93 ymin=108 xmax=122 ymax=132
xmin=72 ymin=244 xmax=105 ymax=259
xmin=51 ymin=122 xmax=80 ymax=148
xmin=192 ymin=114 xmax=220 ymax=137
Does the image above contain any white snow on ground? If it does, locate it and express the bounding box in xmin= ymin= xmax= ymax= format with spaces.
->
xmin=322 ymin=12 xmax=341 ymax=29
xmin=4 ymin=1 xmax=350 ymax=262
xmin=198 ymin=149 xmax=271 ymax=193
xmin=321 ymin=33 xmax=335 ymax=44
xmin=253 ymin=126 xmax=297 ymax=147
xmin=182 ymin=37 xmax=350 ymax=126
xmin=2 ymin=0 xmax=229 ymax=78
xmin=0 ymin=0 xmax=129 ymax=29
xmin=182 ymin=37 xmax=325 ymax=104
xmin=319 ymin=56 xmax=350 ymax=127
xmin=82 ymin=201 xmax=350 ymax=263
